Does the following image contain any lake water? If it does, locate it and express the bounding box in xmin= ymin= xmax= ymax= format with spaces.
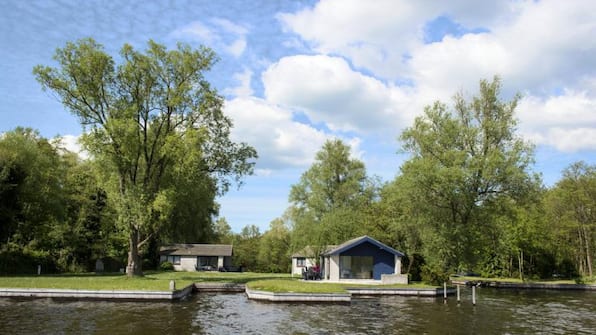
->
xmin=1 ymin=288 xmax=595 ymax=334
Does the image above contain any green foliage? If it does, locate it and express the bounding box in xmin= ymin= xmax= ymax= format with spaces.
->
xmin=257 ymin=218 xmax=291 ymax=273
xmin=396 ymin=77 xmax=539 ymax=273
xmin=420 ymin=264 xmax=450 ymax=286
xmin=232 ymin=225 xmax=262 ymax=271
xmin=34 ymin=39 xmax=257 ymax=276
xmin=159 ymin=261 xmax=174 ymax=271
xmin=289 ymin=139 xmax=378 ymax=254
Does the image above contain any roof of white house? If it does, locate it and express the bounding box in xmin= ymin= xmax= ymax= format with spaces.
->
xmin=159 ymin=244 xmax=233 ymax=257
xmin=322 ymin=235 xmax=404 ymax=257
xmin=291 ymin=245 xmax=337 ymax=258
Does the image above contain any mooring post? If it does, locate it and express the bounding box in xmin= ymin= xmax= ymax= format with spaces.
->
xmin=472 ymin=285 xmax=476 ymax=305
xmin=457 ymin=284 xmax=461 ymax=303
xmin=169 ymin=280 xmax=176 ymax=291
xmin=443 ymin=282 xmax=447 ymax=300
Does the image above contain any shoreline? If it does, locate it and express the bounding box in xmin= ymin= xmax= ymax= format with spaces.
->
xmin=451 ymin=279 xmax=596 ymax=290
xmin=0 ymin=284 xmax=195 ymax=301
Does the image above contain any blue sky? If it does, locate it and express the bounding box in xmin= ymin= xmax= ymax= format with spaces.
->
xmin=2 ymin=0 xmax=595 ymax=232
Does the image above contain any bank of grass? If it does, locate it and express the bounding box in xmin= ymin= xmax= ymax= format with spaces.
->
xmin=0 ymin=271 xmax=292 ymax=291
xmin=452 ymin=276 xmax=596 ymax=285
xmin=247 ymin=279 xmax=438 ymax=294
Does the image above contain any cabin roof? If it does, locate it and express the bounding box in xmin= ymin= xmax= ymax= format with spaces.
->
xmin=159 ymin=244 xmax=233 ymax=256
xmin=322 ymin=235 xmax=404 ymax=257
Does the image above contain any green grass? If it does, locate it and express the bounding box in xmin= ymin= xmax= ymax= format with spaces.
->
xmin=0 ymin=271 xmax=439 ymax=293
xmin=0 ymin=271 xmax=292 ymax=291
xmin=451 ymin=276 xmax=596 ymax=285
xmin=247 ymin=279 xmax=439 ymax=294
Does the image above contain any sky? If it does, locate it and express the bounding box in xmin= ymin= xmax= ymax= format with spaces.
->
xmin=1 ymin=0 xmax=595 ymax=233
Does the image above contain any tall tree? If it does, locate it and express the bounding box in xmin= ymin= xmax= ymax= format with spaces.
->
xmin=546 ymin=162 xmax=596 ymax=278
xmin=398 ymin=77 xmax=539 ymax=273
xmin=289 ymin=139 xmax=376 ymax=255
xmin=258 ymin=217 xmax=291 ymax=273
xmin=0 ymin=128 xmax=66 ymax=248
xmin=34 ymin=39 xmax=257 ymax=276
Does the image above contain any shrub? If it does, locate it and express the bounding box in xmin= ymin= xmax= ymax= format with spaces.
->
xmin=159 ymin=261 xmax=174 ymax=271
xmin=421 ymin=264 xmax=450 ymax=286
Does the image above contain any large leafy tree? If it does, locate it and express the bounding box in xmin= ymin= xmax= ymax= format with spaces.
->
xmin=34 ymin=39 xmax=257 ymax=276
xmin=0 ymin=128 xmax=66 ymax=248
xmin=546 ymin=162 xmax=595 ymax=278
xmin=289 ymin=139 xmax=376 ymax=255
xmin=398 ymin=77 xmax=539 ymax=273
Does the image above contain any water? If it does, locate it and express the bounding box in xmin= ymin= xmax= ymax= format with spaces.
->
xmin=0 ymin=288 xmax=595 ymax=334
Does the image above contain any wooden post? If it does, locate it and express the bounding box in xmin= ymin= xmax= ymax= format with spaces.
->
xmin=443 ymin=282 xmax=447 ymax=300
xmin=472 ymin=285 xmax=476 ymax=305
xmin=457 ymin=284 xmax=461 ymax=303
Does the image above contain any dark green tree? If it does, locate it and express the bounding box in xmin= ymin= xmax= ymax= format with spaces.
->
xmin=34 ymin=39 xmax=257 ymax=276
xmin=398 ymin=77 xmax=539 ymax=274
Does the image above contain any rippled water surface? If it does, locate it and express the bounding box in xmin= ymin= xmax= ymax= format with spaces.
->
xmin=1 ymin=288 xmax=595 ymax=334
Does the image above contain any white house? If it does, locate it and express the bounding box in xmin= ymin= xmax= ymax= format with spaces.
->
xmin=159 ymin=244 xmax=233 ymax=272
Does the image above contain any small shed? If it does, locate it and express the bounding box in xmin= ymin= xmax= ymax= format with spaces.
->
xmin=321 ymin=236 xmax=407 ymax=284
xmin=159 ymin=244 xmax=233 ymax=272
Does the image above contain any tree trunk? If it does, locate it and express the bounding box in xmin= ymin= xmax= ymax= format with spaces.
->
xmin=518 ymin=249 xmax=524 ymax=281
xmin=581 ymin=225 xmax=593 ymax=278
xmin=406 ymin=254 xmax=414 ymax=275
xmin=126 ymin=226 xmax=143 ymax=277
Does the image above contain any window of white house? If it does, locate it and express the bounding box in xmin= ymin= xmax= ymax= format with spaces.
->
xmin=167 ymin=255 xmax=181 ymax=265
xmin=296 ymin=257 xmax=306 ymax=267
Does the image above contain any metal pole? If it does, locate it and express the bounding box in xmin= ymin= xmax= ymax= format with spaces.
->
xmin=457 ymin=284 xmax=460 ymax=303
xmin=472 ymin=285 xmax=476 ymax=305
xmin=443 ymin=282 xmax=447 ymax=300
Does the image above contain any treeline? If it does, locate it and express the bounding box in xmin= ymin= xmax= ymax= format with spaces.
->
xmin=2 ymin=39 xmax=594 ymax=282
xmin=228 ymin=78 xmax=595 ymax=282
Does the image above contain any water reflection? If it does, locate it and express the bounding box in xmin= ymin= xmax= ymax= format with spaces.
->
xmin=0 ymin=288 xmax=595 ymax=334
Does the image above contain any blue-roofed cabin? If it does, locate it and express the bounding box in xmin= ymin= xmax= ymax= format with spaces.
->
xmin=321 ymin=236 xmax=408 ymax=284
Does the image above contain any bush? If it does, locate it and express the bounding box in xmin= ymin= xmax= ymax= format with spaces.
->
xmin=0 ymin=248 xmax=58 ymax=275
xmin=421 ymin=264 xmax=450 ymax=286
xmin=159 ymin=261 xmax=174 ymax=271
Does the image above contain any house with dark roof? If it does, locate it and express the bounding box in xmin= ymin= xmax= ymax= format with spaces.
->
xmin=159 ymin=244 xmax=233 ymax=271
xmin=320 ymin=236 xmax=408 ymax=284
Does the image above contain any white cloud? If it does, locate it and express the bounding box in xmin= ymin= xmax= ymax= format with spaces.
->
xmin=56 ymin=134 xmax=89 ymax=159
xmin=224 ymin=68 xmax=254 ymax=97
xmin=224 ymin=97 xmax=331 ymax=169
xmin=262 ymin=55 xmax=413 ymax=133
xmin=517 ymin=91 xmax=596 ymax=152
xmin=171 ymin=18 xmax=248 ymax=57
xmin=170 ymin=21 xmax=215 ymax=43
xmin=276 ymin=0 xmax=596 ymax=153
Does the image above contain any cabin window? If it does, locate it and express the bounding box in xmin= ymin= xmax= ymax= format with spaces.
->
xmin=296 ymin=257 xmax=306 ymax=267
xmin=340 ymin=256 xmax=373 ymax=279
xmin=167 ymin=255 xmax=181 ymax=265
xmin=197 ymin=256 xmax=219 ymax=270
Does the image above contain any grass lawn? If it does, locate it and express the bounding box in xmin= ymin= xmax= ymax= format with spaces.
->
xmin=0 ymin=271 xmax=292 ymax=291
xmin=0 ymin=271 xmax=440 ymax=293
xmin=246 ymin=279 xmax=439 ymax=294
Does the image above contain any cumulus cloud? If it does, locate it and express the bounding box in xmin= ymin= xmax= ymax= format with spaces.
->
xmin=262 ymin=54 xmax=416 ymax=133
xmin=276 ymin=0 xmax=596 ymax=153
xmin=224 ymin=97 xmax=332 ymax=169
xmin=517 ymin=91 xmax=596 ymax=152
